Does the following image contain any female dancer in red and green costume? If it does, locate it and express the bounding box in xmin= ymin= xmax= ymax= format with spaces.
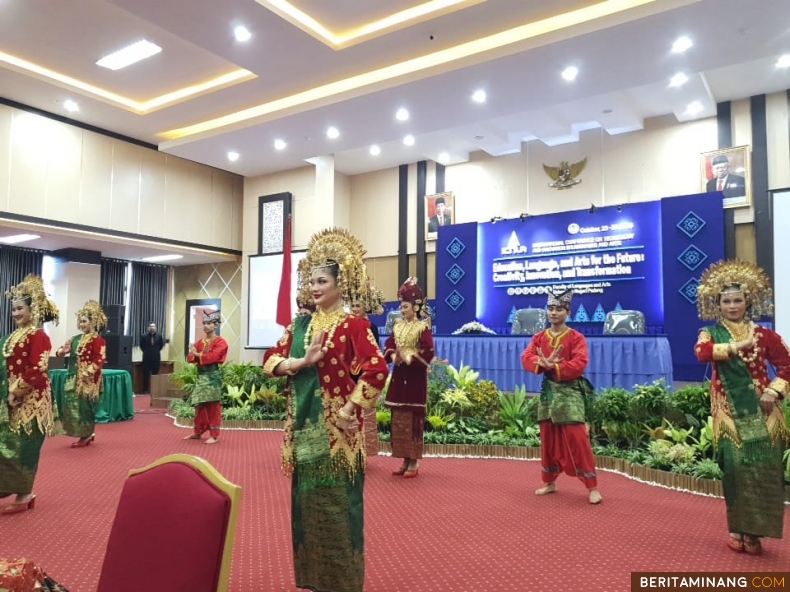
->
xmin=521 ymin=289 xmax=602 ymax=504
xmin=694 ymin=260 xmax=789 ymax=556
xmin=383 ymin=278 xmax=434 ymax=478
xmin=55 ymin=300 xmax=107 ymax=448
xmin=184 ymin=310 xmax=228 ymax=444
xmin=264 ymin=228 xmax=388 ymax=592
xmin=0 ymin=275 xmax=59 ymax=514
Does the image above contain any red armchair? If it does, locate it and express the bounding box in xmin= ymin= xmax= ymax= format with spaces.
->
xmin=96 ymin=454 xmax=241 ymax=592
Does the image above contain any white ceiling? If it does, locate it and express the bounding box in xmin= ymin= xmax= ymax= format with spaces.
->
xmin=1 ymin=0 xmax=789 ymax=180
xmin=0 ymin=219 xmax=239 ymax=266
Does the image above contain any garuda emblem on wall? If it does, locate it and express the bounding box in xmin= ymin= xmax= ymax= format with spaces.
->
xmin=542 ymin=157 xmax=587 ymax=189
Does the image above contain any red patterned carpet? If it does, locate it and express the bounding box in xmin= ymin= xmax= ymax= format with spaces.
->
xmin=2 ymin=397 xmax=788 ymax=591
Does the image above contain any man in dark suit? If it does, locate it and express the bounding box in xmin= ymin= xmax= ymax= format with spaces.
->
xmin=706 ymin=155 xmax=746 ymax=202
xmin=428 ymin=196 xmax=452 ymax=232
xmin=140 ymin=322 xmax=165 ymax=393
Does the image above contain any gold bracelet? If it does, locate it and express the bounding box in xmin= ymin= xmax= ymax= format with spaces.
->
xmin=338 ymin=409 xmax=355 ymax=421
xmin=283 ymin=358 xmax=294 ymax=375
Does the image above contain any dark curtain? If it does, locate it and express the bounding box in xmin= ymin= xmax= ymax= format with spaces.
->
xmin=128 ymin=262 xmax=169 ymax=347
xmin=100 ymin=258 xmax=128 ymax=306
xmin=0 ymin=247 xmax=45 ymax=336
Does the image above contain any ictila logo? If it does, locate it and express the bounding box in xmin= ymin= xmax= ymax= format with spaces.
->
xmin=567 ymin=223 xmax=580 ymax=235
xmin=501 ymin=231 xmax=528 ymax=255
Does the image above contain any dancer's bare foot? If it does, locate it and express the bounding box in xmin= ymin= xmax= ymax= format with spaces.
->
xmin=183 ymin=434 xmax=202 ymax=440
xmin=535 ymin=483 xmax=557 ymax=496
xmin=588 ymin=489 xmax=603 ymax=504
xmin=205 ymin=437 xmax=218 ymax=445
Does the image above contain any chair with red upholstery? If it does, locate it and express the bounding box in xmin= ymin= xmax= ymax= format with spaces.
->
xmin=96 ymin=454 xmax=241 ymax=592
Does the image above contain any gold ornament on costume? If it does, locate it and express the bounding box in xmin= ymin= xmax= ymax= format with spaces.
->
xmin=296 ymin=227 xmax=373 ymax=308
xmin=75 ymin=300 xmax=108 ymax=332
xmin=361 ymin=281 xmax=385 ymax=316
xmin=696 ymin=259 xmax=773 ymax=321
xmin=5 ymin=274 xmax=60 ymax=327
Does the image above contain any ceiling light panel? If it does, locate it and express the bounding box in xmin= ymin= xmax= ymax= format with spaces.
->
xmin=96 ymin=39 xmax=162 ymax=71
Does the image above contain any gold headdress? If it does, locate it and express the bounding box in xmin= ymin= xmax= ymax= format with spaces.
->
xmin=76 ymin=300 xmax=108 ymax=331
xmin=696 ymin=259 xmax=773 ymax=320
xmin=362 ymin=281 xmax=385 ymax=316
xmin=5 ymin=274 xmax=60 ymax=326
xmin=296 ymin=228 xmax=371 ymax=307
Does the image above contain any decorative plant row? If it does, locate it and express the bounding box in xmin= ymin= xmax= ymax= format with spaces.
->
xmin=167 ymin=359 xmax=790 ymax=484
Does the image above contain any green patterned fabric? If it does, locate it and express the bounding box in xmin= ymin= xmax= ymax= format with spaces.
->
xmin=50 ymin=369 xmax=134 ymax=424
xmin=707 ymin=324 xmax=785 ymax=539
xmin=0 ymin=334 xmax=46 ymax=495
xmin=538 ymin=376 xmax=593 ymax=424
xmin=190 ymin=367 xmax=223 ymax=406
xmin=60 ymin=335 xmax=97 ymax=438
xmin=288 ymin=315 xmax=365 ymax=592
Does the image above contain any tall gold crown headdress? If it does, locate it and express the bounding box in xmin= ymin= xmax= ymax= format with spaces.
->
xmin=5 ymin=274 xmax=60 ymax=326
xmin=361 ymin=281 xmax=385 ymax=316
xmin=296 ymin=228 xmax=371 ymax=307
xmin=696 ymin=259 xmax=773 ymax=320
xmin=76 ymin=300 xmax=108 ymax=331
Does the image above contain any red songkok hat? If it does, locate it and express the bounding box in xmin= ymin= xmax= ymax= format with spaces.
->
xmin=397 ymin=277 xmax=424 ymax=305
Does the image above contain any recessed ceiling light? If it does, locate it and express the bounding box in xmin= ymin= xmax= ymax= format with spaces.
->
xmin=96 ymin=39 xmax=162 ymax=71
xmin=141 ymin=254 xmax=184 ymax=263
xmin=227 ymin=151 xmax=240 ymax=161
xmin=685 ymin=101 xmax=704 ymax=115
xmin=776 ymin=54 xmax=790 ymax=69
xmin=672 ymin=36 xmax=693 ymax=53
xmin=437 ymin=152 xmax=450 ymax=164
xmin=274 ymin=139 xmax=287 ymax=150
xmin=63 ymin=99 xmax=80 ymax=112
xmin=669 ymin=72 xmax=689 ymax=88
xmin=403 ymin=134 xmax=415 ymax=146
xmin=395 ymin=108 xmax=409 ymax=121
xmin=326 ymin=126 xmax=340 ymax=139
xmin=234 ymin=26 xmax=252 ymax=42
xmin=471 ymin=89 xmax=486 ymax=103
xmin=561 ymin=66 xmax=578 ymax=81
xmin=369 ymin=145 xmax=381 ymax=156
xmin=0 ymin=233 xmax=40 ymax=245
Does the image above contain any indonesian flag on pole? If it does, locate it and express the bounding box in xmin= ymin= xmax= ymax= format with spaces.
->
xmin=276 ymin=215 xmax=292 ymax=327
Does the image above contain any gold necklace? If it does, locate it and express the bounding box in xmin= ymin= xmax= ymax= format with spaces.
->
xmin=304 ymin=308 xmax=348 ymax=352
xmin=2 ymin=325 xmax=36 ymax=359
xmin=76 ymin=332 xmax=95 ymax=358
xmin=393 ymin=319 xmax=425 ymax=349
xmin=721 ymin=319 xmax=759 ymax=364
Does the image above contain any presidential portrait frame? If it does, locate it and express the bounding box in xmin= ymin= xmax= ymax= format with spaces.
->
xmin=700 ymin=145 xmax=752 ymax=209
xmin=425 ymin=191 xmax=455 ymax=241
xmin=184 ymin=298 xmax=221 ymax=357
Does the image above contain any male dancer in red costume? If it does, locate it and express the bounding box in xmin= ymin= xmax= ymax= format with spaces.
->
xmin=521 ymin=289 xmax=602 ymax=504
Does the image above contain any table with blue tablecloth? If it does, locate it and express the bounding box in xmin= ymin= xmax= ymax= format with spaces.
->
xmin=49 ymin=369 xmax=135 ymax=423
xmin=414 ymin=335 xmax=673 ymax=392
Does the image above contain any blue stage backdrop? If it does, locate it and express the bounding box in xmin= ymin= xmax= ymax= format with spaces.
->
xmin=436 ymin=193 xmax=724 ymax=384
xmin=476 ymin=201 xmax=662 ymax=331
xmin=660 ymin=193 xmax=724 ymax=381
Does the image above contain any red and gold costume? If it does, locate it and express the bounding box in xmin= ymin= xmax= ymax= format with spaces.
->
xmin=0 ymin=274 xmax=59 ymax=501
xmin=383 ymin=278 xmax=434 ymax=462
xmin=694 ymin=260 xmax=789 ymax=542
xmin=264 ymin=311 xmax=387 ymax=474
xmin=187 ymin=319 xmax=229 ymax=440
xmin=4 ymin=327 xmax=54 ymax=436
xmin=521 ymin=289 xmax=598 ymax=491
xmin=262 ymin=228 xmax=389 ymax=592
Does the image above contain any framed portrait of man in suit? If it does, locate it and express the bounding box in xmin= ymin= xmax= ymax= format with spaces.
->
xmin=700 ymin=146 xmax=751 ymax=209
xmin=426 ymin=192 xmax=455 ymax=241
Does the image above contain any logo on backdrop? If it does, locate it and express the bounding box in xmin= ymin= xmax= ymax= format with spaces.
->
xmin=501 ymin=231 xmax=528 ymax=256
xmin=567 ymin=223 xmax=580 ymax=235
